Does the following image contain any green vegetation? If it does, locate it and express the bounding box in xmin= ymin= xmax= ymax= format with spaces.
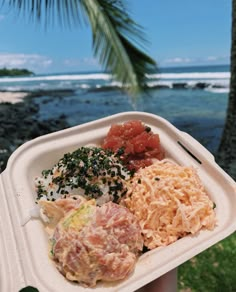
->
xmin=178 ymin=233 xmax=236 ymax=291
xmin=19 ymin=286 xmax=39 ymax=292
xmin=0 ymin=67 xmax=34 ymax=77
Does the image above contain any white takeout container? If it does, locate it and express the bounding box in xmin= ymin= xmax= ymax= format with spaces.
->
xmin=1 ymin=111 xmax=236 ymax=292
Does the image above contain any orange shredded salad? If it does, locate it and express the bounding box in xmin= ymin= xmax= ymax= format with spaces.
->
xmin=124 ymin=159 xmax=216 ymax=249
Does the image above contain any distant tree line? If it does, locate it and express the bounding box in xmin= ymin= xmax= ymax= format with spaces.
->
xmin=0 ymin=67 xmax=34 ymax=77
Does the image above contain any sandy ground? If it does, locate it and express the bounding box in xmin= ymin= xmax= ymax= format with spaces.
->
xmin=0 ymin=91 xmax=28 ymax=103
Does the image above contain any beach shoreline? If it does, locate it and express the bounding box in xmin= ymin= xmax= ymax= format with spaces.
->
xmin=0 ymin=91 xmax=29 ymax=104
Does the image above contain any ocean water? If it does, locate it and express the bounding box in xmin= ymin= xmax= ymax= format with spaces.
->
xmin=0 ymin=64 xmax=229 ymax=154
xmin=0 ymin=64 xmax=230 ymax=92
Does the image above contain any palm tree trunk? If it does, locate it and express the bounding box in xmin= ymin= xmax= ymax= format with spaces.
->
xmin=216 ymin=0 xmax=236 ymax=179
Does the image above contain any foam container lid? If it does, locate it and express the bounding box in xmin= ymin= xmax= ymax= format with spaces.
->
xmin=1 ymin=111 xmax=236 ymax=292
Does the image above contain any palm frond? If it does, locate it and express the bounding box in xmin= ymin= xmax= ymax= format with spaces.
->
xmin=80 ymin=0 xmax=157 ymax=94
xmin=2 ymin=0 xmax=83 ymax=28
xmin=2 ymin=0 xmax=157 ymax=95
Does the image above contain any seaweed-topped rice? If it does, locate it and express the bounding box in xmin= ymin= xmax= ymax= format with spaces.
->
xmin=35 ymin=147 xmax=132 ymax=206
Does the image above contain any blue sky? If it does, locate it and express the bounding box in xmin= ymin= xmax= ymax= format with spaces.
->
xmin=0 ymin=0 xmax=232 ymax=74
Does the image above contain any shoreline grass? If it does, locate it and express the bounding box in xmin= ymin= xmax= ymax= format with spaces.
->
xmin=178 ymin=232 xmax=236 ymax=291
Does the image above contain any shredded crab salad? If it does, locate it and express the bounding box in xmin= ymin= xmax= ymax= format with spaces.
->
xmin=123 ymin=159 xmax=216 ymax=249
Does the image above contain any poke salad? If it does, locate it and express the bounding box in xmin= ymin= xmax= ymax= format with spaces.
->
xmin=33 ymin=120 xmax=216 ymax=288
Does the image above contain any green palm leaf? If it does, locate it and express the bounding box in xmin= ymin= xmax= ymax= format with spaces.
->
xmin=2 ymin=0 xmax=157 ymax=95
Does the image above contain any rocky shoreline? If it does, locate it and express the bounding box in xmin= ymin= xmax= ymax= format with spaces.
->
xmin=149 ymin=82 xmax=227 ymax=90
xmin=79 ymin=82 xmax=228 ymax=92
xmin=0 ymin=93 xmax=70 ymax=171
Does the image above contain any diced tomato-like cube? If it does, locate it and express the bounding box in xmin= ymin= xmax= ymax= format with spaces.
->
xmin=101 ymin=120 xmax=165 ymax=171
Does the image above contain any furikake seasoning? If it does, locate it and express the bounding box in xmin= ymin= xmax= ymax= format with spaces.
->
xmin=35 ymin=146 xmax=132 ymax=205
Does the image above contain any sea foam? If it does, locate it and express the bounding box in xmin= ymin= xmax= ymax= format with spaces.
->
xmin=0 ymin=68 xmax=230 ymax=93
xmin=148 ymin=72 xmax=230 ymax=79
xmin=0 ymin=73 xmax=111 ymax=83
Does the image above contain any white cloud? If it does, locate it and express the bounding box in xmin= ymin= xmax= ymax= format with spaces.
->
xmin=64 ymin=57 xmax=99 ymax=68
xmin=0 ymin=53 xmax=53 ymax=69
xmin=163 ymin=57 xmax=194 ymax=64
xmin=206 ymin=56 xmax=218 ymax=61
xmin=160 ymin=55 xmax=230 ymax=67
xmin=206 ymin=55 xmax=229 ymax=62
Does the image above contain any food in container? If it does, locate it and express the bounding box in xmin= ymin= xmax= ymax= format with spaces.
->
xmin=34 ymin=119 xmax=217 ymax=287
xmin=35 ymin=147 xmax=132 ymax=206
xmin=49 ymin=200 xmax=143 ymax=287
xmin=101 ymin=119 xmax=165 ymax=171
xmin=123 ymin=159 xmax=216 ymax=249
xmin=0 ymin=111 xmax=236 ymax=292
